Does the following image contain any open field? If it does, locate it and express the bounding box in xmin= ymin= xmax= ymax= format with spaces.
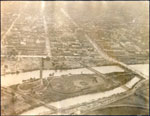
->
xmin=1 ymin=71 xmax=136 ymax=115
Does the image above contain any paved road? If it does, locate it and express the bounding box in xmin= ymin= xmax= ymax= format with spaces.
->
xmin=60 ymin=7 xmax=148 ymax=80
xmin=43 ymin=16 xmax=52 ymax=57
xmin=1 ymin=2 xmax=148 ymax=80
xmin=1 ymin=2 xmax=29 ymax=40
xmin=2 ymin=14 xmax=21 ymax=40
xmin=1 ymin=2 xmax=148 ymax=115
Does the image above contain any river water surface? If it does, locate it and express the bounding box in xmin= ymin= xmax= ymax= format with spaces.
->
xmin=1 ymin=64 xmax=149 ymax=115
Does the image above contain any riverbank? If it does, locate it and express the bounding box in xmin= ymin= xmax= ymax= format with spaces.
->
xmin=1 ymin=64 xmax=149 ymax=87
xmin=21 ymin=78 xmax=147 ymax=115
xmin=1 ymin=65 xmax=124 ymax=87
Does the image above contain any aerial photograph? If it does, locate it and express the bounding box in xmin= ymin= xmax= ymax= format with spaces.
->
xmin=1 ymin=1 xmax=149 ymax=115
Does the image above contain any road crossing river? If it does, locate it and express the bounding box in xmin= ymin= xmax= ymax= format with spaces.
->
xmin=1 ymin=64 xmax=149 ymax=87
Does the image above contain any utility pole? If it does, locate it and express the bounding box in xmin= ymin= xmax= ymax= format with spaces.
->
xmin=40 ymin=57 xmax=44 ymax=85
xmin=40 ymin=56 xmax=50 ymax=85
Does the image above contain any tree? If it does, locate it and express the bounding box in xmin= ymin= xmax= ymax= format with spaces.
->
xmin=8 ymin=48 xmax=18 ymax=60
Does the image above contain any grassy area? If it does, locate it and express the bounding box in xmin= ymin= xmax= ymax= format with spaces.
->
xmin=15 ymin=72 xmax=134 ymax=102
xmin=2 ymin=71 xmax=135 ymax=115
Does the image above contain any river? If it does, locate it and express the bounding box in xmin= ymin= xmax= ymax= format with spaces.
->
xmin=21 ymin=86 xmax=126 ymax=115
xmin=1 ymin=64 xmax=149 ymax=115
xmin=1 ymin=64 xmax=149 ymax=87
xmin=1 ymin=65 xmax=124 ymax=87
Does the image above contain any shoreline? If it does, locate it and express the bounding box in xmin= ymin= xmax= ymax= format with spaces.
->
xmin=1 ymin=63 xmax=149 ymax=87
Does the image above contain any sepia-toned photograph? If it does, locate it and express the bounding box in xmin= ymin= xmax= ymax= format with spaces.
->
xmin=1 ymin=1 xmax=149 ymax=115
